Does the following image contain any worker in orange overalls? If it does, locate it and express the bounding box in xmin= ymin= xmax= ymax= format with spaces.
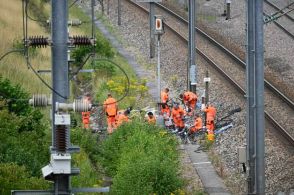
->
xmin=180 ymin=91 xmax=198 ymax=112
xmin=82 ymin=93 xmax=91 ymax=129
xmin=171 ymin=103 xmax=185 ymax=132
xmin=161 ymin=103 xmax=170 ymax=118
xmin=147 ymin=112 xmax=156 ymax=125
xmin=116 ymin=110 xmax=129 ymax=128
xmin=103 ymin=93 xmax=118 ymax=134
xmin=203 ymin=105 xmax=217 ymax=132
xmin=161 ymin=88 xmax=170 ymax=104
xmin=190 ymin=114 xmax=203 ymax=133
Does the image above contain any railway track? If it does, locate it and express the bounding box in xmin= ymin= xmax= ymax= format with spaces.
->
xmin=126 ymin=0 xmax=294 ymax=146
xmin=264 ymin=0 xmax=294 ymax=39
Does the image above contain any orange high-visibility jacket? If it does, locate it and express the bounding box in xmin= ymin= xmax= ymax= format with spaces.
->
xmin=183 ymin=91 xmax=197 ymax=103
xmin=161 ymin=91 xmax=169 ymax=103
xmin=148 ymin=116 xmax=156 ymax=124
xmin=171 ymin=107 xmax=185 ymax=127
xmin=116 ymin=113 xmax=129 ymax=127
xmin=103 ymin=97 xmax=117 ymax=116
xmin=194 ymin=117 xmax=203 ymax=131
xmin=204 ymin=106 xmax=216 ymax=121
xmin=161 ymin=106 xmax=170 ymax=117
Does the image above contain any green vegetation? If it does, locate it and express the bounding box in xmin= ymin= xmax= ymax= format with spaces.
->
xmin=0 ymin=77 xmax=50 ymax=194
xmin=99 ymin=121 xmax=183 ymax=194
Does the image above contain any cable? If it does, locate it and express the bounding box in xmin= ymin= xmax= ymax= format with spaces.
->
xmin=70 ymin=53 xmax=94 ymax=80
xmin=23 ymin=0 xmax=67 ymax=98
xmin=0 ymin=49 xmax=24 ymax=62
xmin=26 ymin=60 xmax=68 ymax=99
xmin=69 ymin=0 xmax=80 ymax=8
xmin=91 ymin=58 xmax=130 ymax=107
xmin=25 ymin=0 xmax=47 ymax=23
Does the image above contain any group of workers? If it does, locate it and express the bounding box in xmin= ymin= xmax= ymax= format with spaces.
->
xmin=81 ymin=93 xmax=129 ymax=134
xmin=82 ymin=87 xmax=217 ymax=138
xmin=149 ymin=88 xmax=217 ymax=137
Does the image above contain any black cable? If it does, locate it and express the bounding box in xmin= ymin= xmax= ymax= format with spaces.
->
xmin=69 ymin=0 xmax=80 ymax=8
xmin=91 ymin=58 xmax=130 ymax=107
xmin=22 ymin=2 xmax=67 ymax=99
xmin=26 ymin=60 xmax=68 ymax=99
xmin=25 ymin=0 xmax=47 ymax=23
xmin=70 ymin=53 xmax=94 ymax=80
xmin=0 ymin=49 xmax=24 ymax=62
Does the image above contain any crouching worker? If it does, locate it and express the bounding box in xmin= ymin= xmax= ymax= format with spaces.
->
xmin=147 ymin=112 xmax=156 ymax=125
xmin=116 ymin=110 xmax=130 ymax=128
xmin=103 ymin=93 xmax=118 ymax=134
xmin=171 ymin=103 xmax=185 ymax=133
xmin=189 ymin=114 xmax=203 ymax=134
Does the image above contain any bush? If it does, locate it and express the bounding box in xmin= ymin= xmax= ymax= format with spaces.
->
xmin=0 ymin=78 xmax=49 ymax=176
xmin=0 ymin=163 xmax=50 ymax=195
xmin=99 ymin=121 xmax=183 ymax=194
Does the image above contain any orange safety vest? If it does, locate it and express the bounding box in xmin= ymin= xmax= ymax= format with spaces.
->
xmin=161 ymin=106 xmax=170 ymax=117
xmin=104 ymin=97 xmax=117 ymax=117
xmin=191 ymin=117 xmax=202 ymax=133
xmin=183 ymin=91 xmax=197 ymax=103
xmin=116 ymin=113 xmax=129 ymax=127
xmin=148 ymin=116 xmax=156 ymax=124
xmin=204 ymin=106 xmax=216 ymax=120
xmin=161 ymin=91 xmax=169 ymax=103
xmin=171 ymin=107 xmax=185 ymax=128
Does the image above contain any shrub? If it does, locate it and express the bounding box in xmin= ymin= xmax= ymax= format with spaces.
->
xmin=0 ymin=163 xmax=50 ymax=195
xmin=99 ymin=121 xmax=183 ymax=194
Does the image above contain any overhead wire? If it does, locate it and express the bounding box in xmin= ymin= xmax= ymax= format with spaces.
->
xmin=22 ymin=0 xmax=67 ymax=99
xmin=20 ymin=0 xmax=130 ymax=104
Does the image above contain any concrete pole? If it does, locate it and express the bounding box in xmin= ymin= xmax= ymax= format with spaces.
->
xmin=51 ymin=0 xmax=69 ymax=193
xmin=254 ymin=0 xmax=265 ymax=194
xmin=149 ymin=3 xmax=155 ymax=58
xmin=188 ymin=0 xmax=196 ymax=92
xmin=118 ymin=0 xmax=121 ymax=25
xmin=245 ymin=0 xmax=256 ymax=193
xmin=157 ymin=37 xmax=161 ymax=104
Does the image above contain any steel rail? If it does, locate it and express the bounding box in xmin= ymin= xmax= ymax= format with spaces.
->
xmin=126 ymin=0 xmax=294 ymax=146
xmin=154 ymin=2 xmax=294 ymax=110
xmin=263 ymin=12 xmax=294 ymax=39
xmin=263 ymin=0 xmax=294 ymax=39
xmin=264 ymin=0 xmax=294 ymax=22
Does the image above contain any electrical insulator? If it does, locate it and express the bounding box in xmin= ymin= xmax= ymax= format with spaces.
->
xmin=28 ymin=36 xmax=49 ymax=48
xmin=29 ymin=94 xmax=51 ymax=107
xmin=70 ymin=35 xmax=94 ymax=46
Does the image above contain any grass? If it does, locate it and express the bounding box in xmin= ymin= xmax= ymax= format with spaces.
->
xmin=0 ymin=0 xmax=51 ymax=94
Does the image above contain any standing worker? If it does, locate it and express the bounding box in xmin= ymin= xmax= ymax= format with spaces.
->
xmin=82 ymin=93 xmax=91 ymax=129
xmin=103 ymin=93 xmax=118 ymax=134
xmin=171 ymin=103 xmax=185 ymax=133
xmin=161 ymin=88 xmax=170 ymax=104
xmin=179 ymin=91 xmax=198 ymax=112
xmin=203 ymin=104 xmax=216 ymax=131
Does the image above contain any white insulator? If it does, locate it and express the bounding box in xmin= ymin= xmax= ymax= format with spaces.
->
xmin=29 ymin=94 xmax=50 ymax=107
xmin=73 ymin=99 xmax=91 ymax=112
